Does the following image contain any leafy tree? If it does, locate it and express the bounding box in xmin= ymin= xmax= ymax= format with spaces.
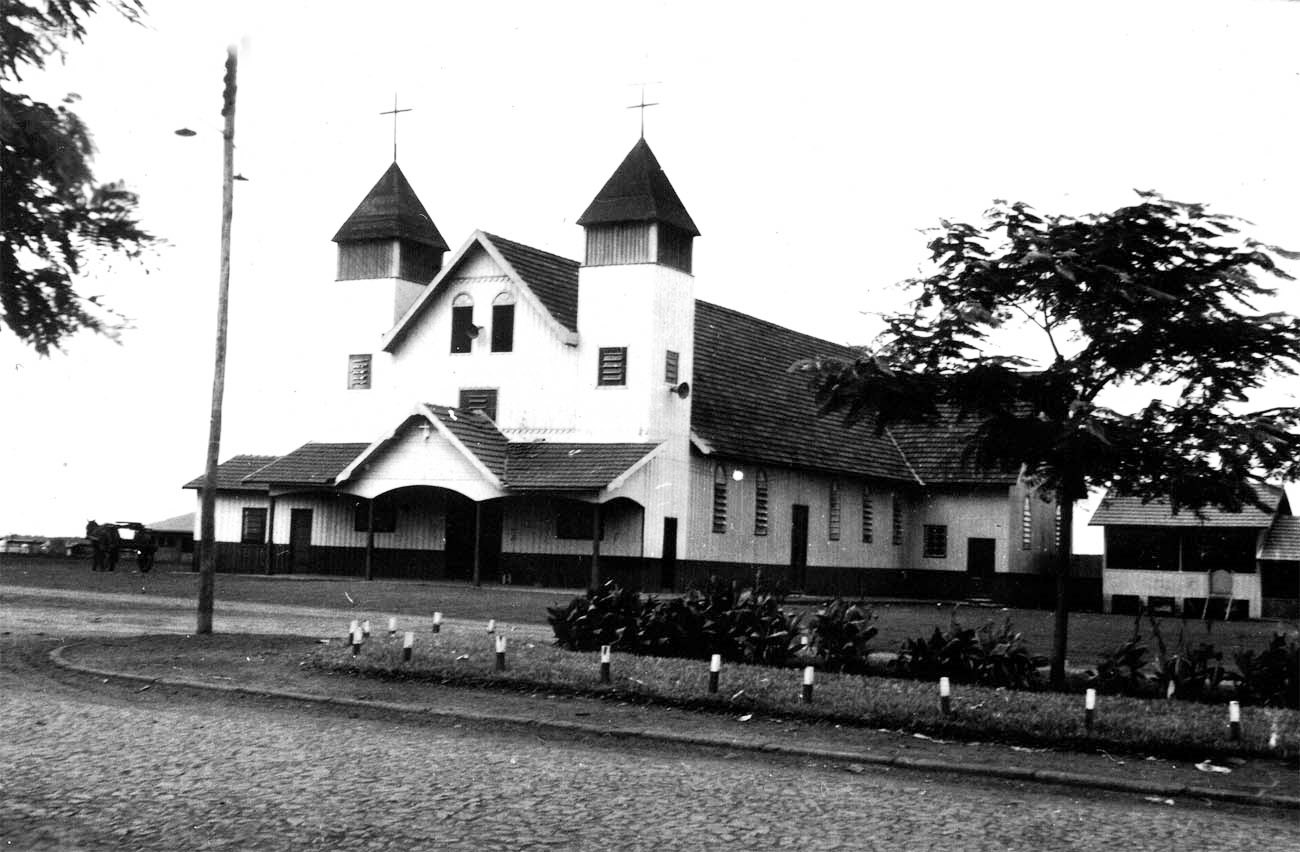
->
xmin=1 ymin=0 xmax=153 ymax=355
xmin=794 ymin=192 xmax=1300 ymax=689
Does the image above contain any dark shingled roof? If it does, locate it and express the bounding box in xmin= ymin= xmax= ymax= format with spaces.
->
xmin=485 ymin=233 xmax=580 ymax=332
xmin=888 ymin=409 xmax=1021 ymax=486
xmin=691 ymin=301 xmax=917 ymax=483
xmin=332 ymin=162 xmax=449 ymax=249
xmin=503 ymin=443 xmax=657 ymax=490
xmin=243 ymin=443 xmax=369 ymax=486
xmin=1260 ymin=516 xmax=1300 ymax=561
xmin=1089 ymin=482 xmax=1284 ymax=528
xmin=183 ymin=455 xmax=277 ymax=491
xmin=426 ymin=405 xmax=509 ymax=479
xmin=577 ymin=138 xmax=700 ymax=236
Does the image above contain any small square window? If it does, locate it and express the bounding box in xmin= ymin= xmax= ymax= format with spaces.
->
xmin=241 ymin=508 xmax=268 ymax=544
xmin=458 ymin=388 xmax=499 ymax=421
xmin=347 ymin=354 xmax=372 ymax=390
xmin=353 ymin=499 xmax=397 ymax=533
xmin=598 ymin=347 xmax=627 ymax=386
xmin=923 ymin=524 xmax=948 ymax=559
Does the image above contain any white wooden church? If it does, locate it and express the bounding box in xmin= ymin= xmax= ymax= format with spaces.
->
xmin=186 ymin=137 xmax=1067 ymax=602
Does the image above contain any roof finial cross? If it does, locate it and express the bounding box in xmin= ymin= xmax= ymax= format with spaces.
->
xmin=627 ymin=84 xmax=659 ymax=139
xmin=380 ymin=93 xmax=412 ymax=162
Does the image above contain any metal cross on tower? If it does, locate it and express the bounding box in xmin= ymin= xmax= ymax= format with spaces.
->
xmin=380 ymin=93 xmax=412 ymax=162
xmin=627 ymin=84 xmax=659 ymax=138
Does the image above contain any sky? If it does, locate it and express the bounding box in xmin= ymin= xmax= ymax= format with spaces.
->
xmin=2 ymin=0 xmax=1298 ymax=550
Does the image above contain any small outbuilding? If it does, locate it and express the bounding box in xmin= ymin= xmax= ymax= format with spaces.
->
xmin=1090 ymin=482 xmax=1297 ymax=619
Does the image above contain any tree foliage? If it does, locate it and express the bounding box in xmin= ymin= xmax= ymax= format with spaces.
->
xmin=1 ymin=0 xmax=153 ymax=355
xmin=795 ymin=192 xmax=1300 ymax=510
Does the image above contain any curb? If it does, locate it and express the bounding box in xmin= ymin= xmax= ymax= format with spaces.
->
xmin=48 ymin=645 xmax=1300 ymax=812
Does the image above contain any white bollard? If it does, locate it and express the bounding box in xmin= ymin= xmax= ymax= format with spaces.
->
xmin=350 ymin=626 xmax=363 ymax=656
xmin=402 ymin=631 xmax=414 ymax=662
xmin=802 ymin=666 xmax=815 ymax=703
xmin=388 ymin=617 xmax=397 ymax=636
xmin=1084 ymin=688 xmax=1096 ymax=732
xmin=487 ymin=618 xmax=496 ymax=634
xmin=1229 ymin=701 xmax=1241 ymax=741
xmin=348 ymin=619 xmax=359 ymax=644
xmin=495 ymin=634 xmax=507 ymax=671
xmin=939 ymin=676 xmax=952 ymax=716
xmin=600 ymin=645 xmax=612 ymax=684
xmin=362 ymin=619 xmax=371 ymax=639
xmin=708 ymin=654 xmax=721 ymax=694
xmin=432 ymin=612 xmax=443 ymax=633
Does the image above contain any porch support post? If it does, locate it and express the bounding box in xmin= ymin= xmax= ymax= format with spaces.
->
xmin=473 ymin=501 xmax=483 ymax=588
xmin=590 ymin=502 xmax=602 ymax=590
xmin=364 ymin=499 xmax=375 ymax=582
xmin=264 ymin=495 xmax=276 ymax=575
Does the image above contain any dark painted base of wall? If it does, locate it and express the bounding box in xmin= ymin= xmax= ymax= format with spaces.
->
xmin=198 ymin=543 xmax=1100 ymax=611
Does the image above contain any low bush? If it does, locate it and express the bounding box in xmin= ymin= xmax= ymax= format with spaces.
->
xmin=891 ymin=612 xmax=1044 ymax=689
xmin=1235 ymin=634 xmax=1300 ymax=709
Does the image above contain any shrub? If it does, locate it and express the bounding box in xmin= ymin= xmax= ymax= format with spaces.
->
xmin=546 ymin=581 xmax=646 ymax=652
xmin=805 ymin=599 xmax=878 ymax=674
xmin=1235 ymin=633 xmax=1300 ymax=709
xmin=892 ymin=611 xmax=1044 ymax=689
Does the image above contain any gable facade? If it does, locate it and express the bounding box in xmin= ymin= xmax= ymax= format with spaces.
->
xmin=187 ymin=140 xmax=1068 ymax=604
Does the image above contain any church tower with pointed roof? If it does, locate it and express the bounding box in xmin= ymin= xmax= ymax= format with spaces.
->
xmin=574 ymin=137 xmax=698 ymax=448
xmin=333 ymin=161 xmax=449 ymax=322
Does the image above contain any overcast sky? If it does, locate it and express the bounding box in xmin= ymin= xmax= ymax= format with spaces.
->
xmin=3 ymin=0 xmax=1298 ymax=549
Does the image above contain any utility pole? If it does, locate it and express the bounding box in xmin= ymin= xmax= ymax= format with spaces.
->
xmin=197 ymin=45 xmax=238 ymax=634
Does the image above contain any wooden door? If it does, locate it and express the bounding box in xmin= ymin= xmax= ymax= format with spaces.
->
xmin=661 ymin=517 xmax=678 ymax=592
xmin=289 ymin=509 xmax=313 ymax=574
xmin=790 ymin=504 xmax=809 ymax=590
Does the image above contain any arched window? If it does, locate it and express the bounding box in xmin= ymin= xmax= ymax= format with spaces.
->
xmin=712 ymin=464 xmax=728 ymax=533
xmin=491 ymin=291 xmax=516 ymax=352
xmin=861 ymin=485 xmax=873 ymax=543
xmin=828 ymin=480 xmax=841 ymax=541
xmin=450 ymin=293 xmax=475 ymax=353
xmin=754 ymin=470 xmax=769 ymax=536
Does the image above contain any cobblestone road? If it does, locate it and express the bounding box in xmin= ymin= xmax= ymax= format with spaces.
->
xmin=3 ymin=635 xmax=1298 ymax=851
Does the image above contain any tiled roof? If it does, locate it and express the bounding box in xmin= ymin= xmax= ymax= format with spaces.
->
xmin=484 ymin=233 xmax=580 ymax=332
xmin=242 ymin=443 xmax=369 ymax=486
xmin=576 ymin=138 xmax=700 ymax=236
xmin=503 ymin=443 xmax=657 ymax=490
xmin=148 ymin=512 xmax=196 ymax=533
xmin=1089 ymin=482 xmax=1283 ymax=528
xmin=1259 ymin=516 xmax=1300 ymax=561
xmin=691 ymin=301 xmax=919 ymax=483
xmin=426 ymin=405 xmax=509 ymax=478
xmin=888 ymin=409 xmax=1021 ymax=486
xmin=332 ymin=162 xmax=449 ymax=249
xmin=182 ymin=455 xmax=277 ymax=491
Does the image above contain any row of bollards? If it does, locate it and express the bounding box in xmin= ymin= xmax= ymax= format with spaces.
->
xmin=344 ymin=622 xmax=1251 ymax=744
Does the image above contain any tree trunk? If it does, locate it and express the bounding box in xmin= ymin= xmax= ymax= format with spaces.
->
xmin=1049 ymin=497 xmax=1075 ymax=690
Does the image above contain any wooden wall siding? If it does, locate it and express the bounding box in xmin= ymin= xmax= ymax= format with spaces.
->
xmin=686 ymin=457 xmax=906 ymax=569
xmin=346 ymin=420 xmax=502 ymax=502
xmin=604 ymin=448 xmax=692 ymax=560
xmin=500 ymin=497 xmax=643 ymax=557
xmin=1006 ymin=481 xmax=1059 ymax=575
xmin=267 ymin=489 xmax=447 ymax=550
xmin=205 ymin=493 xmax=273 ymax=544
xmin=338 ymin=239 xmax=397 ymax=281
xmin=585 ymin=223 xmax=652 ymax=266
xmin=498 ymin=553 xmax=654 ymax=590
xmin=1103 ymin=568 xmax=1262 ymax=619
xmin=909 ymin=489 xmax=1015 ymax=574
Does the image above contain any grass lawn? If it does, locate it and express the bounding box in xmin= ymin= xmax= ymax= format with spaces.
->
xmin=4 ymin=555 xmax=1296 ymax=670
xmin=306 ymin=625 xmax=1300 ymax=763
